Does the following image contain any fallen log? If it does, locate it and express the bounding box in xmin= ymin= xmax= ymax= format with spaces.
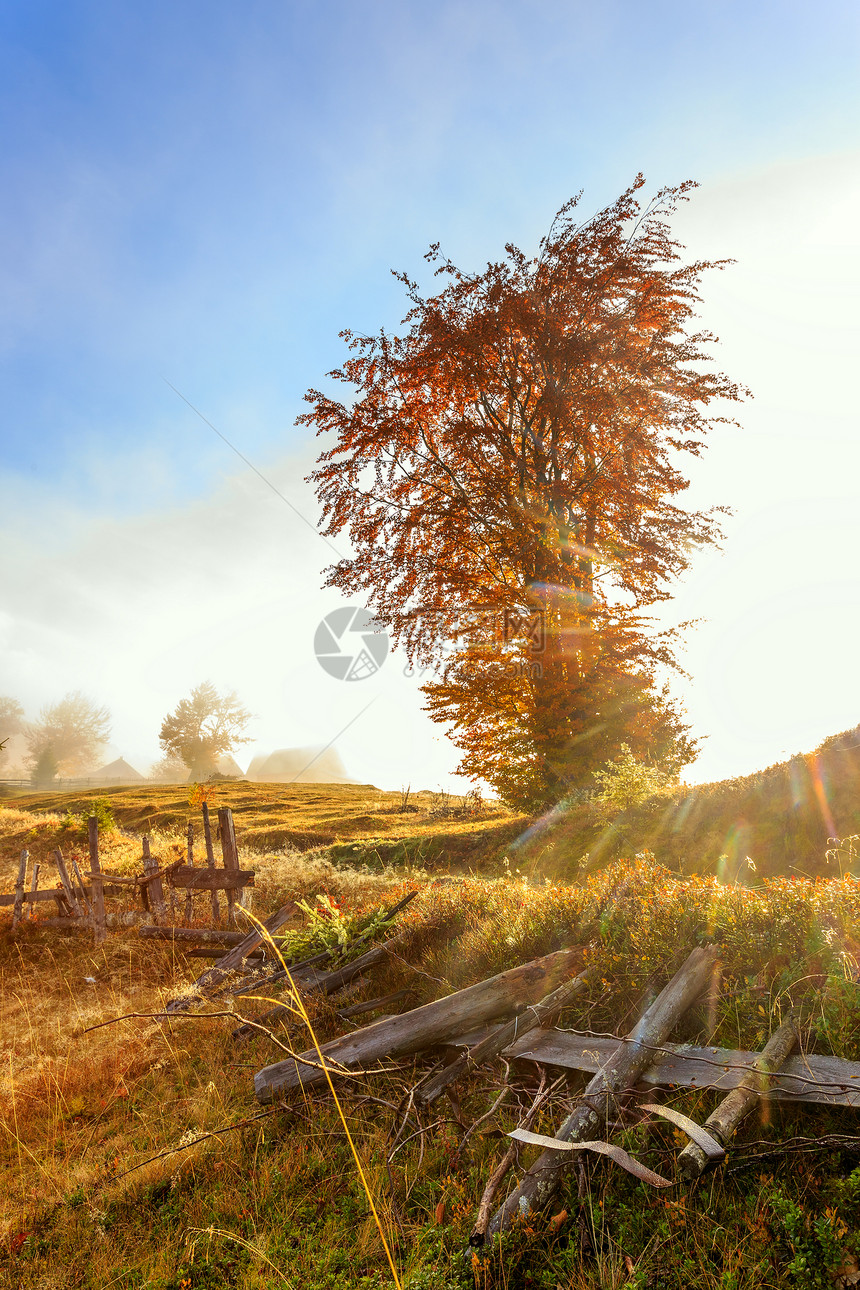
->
xmin=414 ymin=965 xmax=595 ymax=1112
xmin=164 ymin=904 xmax=298 ymax=1013
xmin=482 ymin=944 xmax=719 ymax=1241
xmin=254 ymin=947 xmax=581 ymax=1103
xmin=677 ymin=1015 xmax=798 ymax=1178
xmin=338 ymin=988 xmax=414 ymax=1020
xmin=187 ymin=946 xmax=265 ymax=961
xmin=299 ymin=939 xmax=393 ymax=994
xmin=139 ymin=926 xmax=259 ymax=945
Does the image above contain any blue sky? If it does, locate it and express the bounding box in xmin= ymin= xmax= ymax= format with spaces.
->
xmin=1 ymin=1 xmax=859 ymax=787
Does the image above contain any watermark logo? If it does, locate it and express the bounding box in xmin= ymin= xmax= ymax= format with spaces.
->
xmin=403 ymin=606 xmax=546 ymax=679
xmin=503 ymin=609 xmax=546 ymax=654
xmin=314 ymin=606 xmax=389 ymax=681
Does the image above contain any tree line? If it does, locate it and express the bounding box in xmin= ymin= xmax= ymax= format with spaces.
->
xmin=0 ymin=682 xmax=252 ymax=786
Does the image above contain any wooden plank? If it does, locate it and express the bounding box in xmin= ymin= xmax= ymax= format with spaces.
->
xmin=202 ymin=801 xmax=219 ymax=924
xmin=139 ymin=926 xmax=255 ymax=945
xmin=166 ymin=867 xmax=255 ymax=891
xmin=88 ymin=816 xmax=106 ymax=943
xmin=254 ymin=947 xmax=582 ymax=1103
xmin=11 ymin=849 xmax=28 ymax=929
xmin=164 ymin=902 xmax=298 ymax=1013
xmin=1 ymin=889 xmax=68 ymax=906
xmin=484 ymin=945 xmax=719 ymax=1239
xmin=53 ymin=849 xmax=85 ymax=921
xmin=483 ymin=1030 xmax=860 ymax=1111
xmin=83 ymin=873 xmax=139 ymax=887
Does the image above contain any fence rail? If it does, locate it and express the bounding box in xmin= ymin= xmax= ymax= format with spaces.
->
xmin=2 ymin=805 xmax=253 ymax=937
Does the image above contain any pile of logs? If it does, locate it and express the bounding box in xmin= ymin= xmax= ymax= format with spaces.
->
xmin=65 ymin=879 xmax=860 ymax=1254
xmin=231 ymin=938 xmax=860 ymax=1243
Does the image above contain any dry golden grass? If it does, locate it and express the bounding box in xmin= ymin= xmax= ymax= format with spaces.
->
xmin=4 ymin=785 xmax=860 ymax=1288
xmin=3 ymin=780 xmax=519 ymax=855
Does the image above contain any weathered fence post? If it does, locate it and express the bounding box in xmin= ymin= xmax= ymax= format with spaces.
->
xmin=142 ymin=836 xmax=166 ymax=921
xmin=202 ymin=802 xmax=220 ymax=924
xmin=88 ymin=816 xmax=106 ymax=943
xmin=29 ymin=862 xmax=40 ymax=915
xmin=69 ymin=855 xmax=92 ymax=919
xmin=11 ymin=849 xmax=28 ymax=929
xmin=217 ymin=807 xmax=239 ymax=928
xmin=184 ymin=821 xmax=194 ymax=925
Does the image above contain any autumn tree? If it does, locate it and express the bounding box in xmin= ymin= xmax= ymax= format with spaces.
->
xmin=302 ymin=177 xmax=746 ymax=810
xmin=26 ymin=691 xmax=111 ymax=776
xmin=159 ymin=682 xmax=252 ymax=779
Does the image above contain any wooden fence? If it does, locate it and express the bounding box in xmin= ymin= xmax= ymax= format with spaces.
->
xmin=1 ymin=804 xmax=253 ymax=941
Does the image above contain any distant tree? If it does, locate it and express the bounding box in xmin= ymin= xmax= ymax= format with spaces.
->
xmin=26 ymin=691 xmax=111 ymax=776
xmin=31 ymin=745 xmax=60 ymax=788
xmin=147 ymin=753 xmax=190 ymax=784
xmin=0 ymin=697 xmax=25 ymax=769
xmin=158 ymin=682 xmax=253 ymax=779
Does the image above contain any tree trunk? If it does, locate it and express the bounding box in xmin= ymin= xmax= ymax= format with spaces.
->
xmin=254 ymin=947 xmax=581 ymax=1104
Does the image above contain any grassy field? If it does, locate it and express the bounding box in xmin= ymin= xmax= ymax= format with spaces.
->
xmin=0 ymin=781 xmax=524 ymax=887
xmin=2 ymin=759 xmax=860 ymax=1288
xmin=4 ymin=718 xmax=860 ymax=886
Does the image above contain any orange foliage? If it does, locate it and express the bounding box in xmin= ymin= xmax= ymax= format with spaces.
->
xmin=302 ymin=177 xmax=748 ymax=808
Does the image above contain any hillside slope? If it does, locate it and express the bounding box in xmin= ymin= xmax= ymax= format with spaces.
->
xmin=514 ymin=725 xmax=860 ymax=882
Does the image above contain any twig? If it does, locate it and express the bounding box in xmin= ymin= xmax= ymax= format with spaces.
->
xmin=470 ymin=1070 xmax=564 ymax=1245
xmin=728 ymin=1134 xmax=860 ymax=1172
xmin=79 ymin=1010 xmax=244 ymax=1034
xmin=452 ymin=1078 xmax=511 ymax=1166
xmin=99 ymin=1109 xmax=278 ymax=1186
